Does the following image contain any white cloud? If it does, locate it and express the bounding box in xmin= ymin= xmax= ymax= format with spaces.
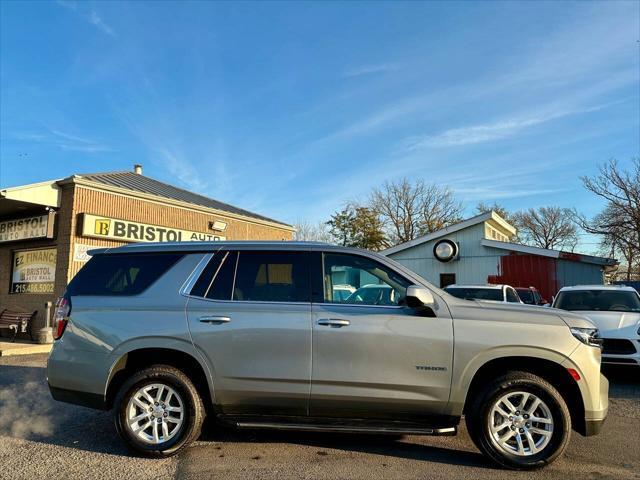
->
xmin=400 ymin=100 xmax=620 ymax=150
xmin=50 ymin=129 xmax=97 ymax=144
xmin=11 ymin=128 xmax=112 ymax=153
xmin=452 ymin=186 xmax=567 ymax=201
xmin=154 ymin=147 xmax=208 ymax=192
xmin=343 ymin=63 xmax=400 ymax=78
xmin=89 ymin=10 xmax=116 ymax=37
xmin=56 ymin=1 xmax=116 ymax=37
xmin=315 ymin=2 xmax=637 ymax=144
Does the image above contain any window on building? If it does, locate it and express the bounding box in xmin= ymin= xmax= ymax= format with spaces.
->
xmin=66 ymin=253 xmax=184 ymax=296
xmin=440 ymin=273 xmax=456 ymax=288
xmin=323 ymin=253 xmax=411 ymax=306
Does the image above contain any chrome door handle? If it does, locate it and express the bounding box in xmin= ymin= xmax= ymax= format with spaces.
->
xmin=317 ymin=318 xmax=350 ymax=328
xmin=199 ymin=315 xmax=231 ymax=324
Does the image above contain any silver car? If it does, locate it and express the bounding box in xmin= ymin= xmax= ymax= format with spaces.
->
xmin=47 ymin=242 xmax=608 ymax=470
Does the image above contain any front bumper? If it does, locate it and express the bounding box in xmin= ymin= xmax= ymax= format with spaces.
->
xmin=584 ymin=418 xmax=606 ymax=436
xmin=565 ymin=343 xmax=609 ymax=436
xmin=601 ymin=337 xmax=640 ymax=366
xmin=582 ymin=373 xmax=609 ymax=436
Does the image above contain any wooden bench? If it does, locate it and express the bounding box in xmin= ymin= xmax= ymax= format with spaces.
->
xmin=0 ymin=309 xmax=36 ymax=342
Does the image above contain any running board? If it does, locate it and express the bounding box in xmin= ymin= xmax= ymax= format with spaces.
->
xmin=218 ymin=415 xmax=457 ymax=436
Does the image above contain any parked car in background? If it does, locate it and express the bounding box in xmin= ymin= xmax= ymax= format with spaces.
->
xmin=345 ymin=284 xmax=400 ymax=306
xmin=612 ymin=281 xmax=640 ymax=294
xmin=516 ymin=287 xmax=548 ymax=306
xmin=332 ymin=284 xmax=355 ymax=302
xmin=444 ymin=284 xmax=523 ymax=304
xmin=552 ymin=285 xmax=640 ymax=367
xmin=48 ymin=242 xmax=608 ymax=469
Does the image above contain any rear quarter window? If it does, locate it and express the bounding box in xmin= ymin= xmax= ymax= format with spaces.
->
xmin=66 ymin=253 xmax=184 ymax=296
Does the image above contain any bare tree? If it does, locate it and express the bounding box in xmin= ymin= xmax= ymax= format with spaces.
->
xmin=293 ymin=219 xmax=333 ymax=243
xmin=577 ymin=159 xmax=640 ymax=280
xmin=370 ymin=178 xmax=463 ymax=245
xmin=512 ymin=207 xmax=578 ymax=250
xmin=475 ymin=202 xmax=513 ymax=223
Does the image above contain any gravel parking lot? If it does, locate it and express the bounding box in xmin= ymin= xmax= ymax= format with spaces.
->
xmin=0 ymin=354 xmax=637 ymax=480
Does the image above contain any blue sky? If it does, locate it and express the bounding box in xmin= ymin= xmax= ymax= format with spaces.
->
xmin=1 ymin=1 xmax=638 ymax=252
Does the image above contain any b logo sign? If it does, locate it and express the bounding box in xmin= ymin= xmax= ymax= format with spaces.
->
xmin=94 ymin=219 xmax=111 ymax=236
xmin=79 ymin=214 xmax=226 ymax=243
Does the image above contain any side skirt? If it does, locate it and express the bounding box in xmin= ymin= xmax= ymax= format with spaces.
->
xmin=217 ymin=414 xmax=459 ymax=436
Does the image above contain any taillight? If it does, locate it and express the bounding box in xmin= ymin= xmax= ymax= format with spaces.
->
xmin=53 ymin=296 xmax=71 ymax=340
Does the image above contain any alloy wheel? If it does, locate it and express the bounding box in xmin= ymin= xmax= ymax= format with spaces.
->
xmin=126 ymin=383 xmax=185 ymax=445
xmin=487 ymin=391 xmax=554 ymax=456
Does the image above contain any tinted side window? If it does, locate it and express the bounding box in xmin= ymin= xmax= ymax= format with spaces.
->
xmin=534 ymin=291 xmax=542 ymax=304
xmin=67 ymin=253 xmax=184 ymax=296
xmin=506 ymin=288 xmax=521 ymax=303
xmin=233 ymin=251 xmax=310 ymax=302
xmin=323 ymin=253 xmax=411 ymax=306
xmin=517 ymin=289 xmax=533 ymax=304
xmin=191 ymin=251 xmax=226 ymax=297
xmin=191 ymin=251 xmax=238 ymax=300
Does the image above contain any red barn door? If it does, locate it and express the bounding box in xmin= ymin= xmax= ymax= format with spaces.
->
xmin=488 ymin=254 xmax=558 ymax=301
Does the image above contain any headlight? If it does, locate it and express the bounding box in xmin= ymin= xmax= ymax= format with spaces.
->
xmin=571 ymin=327 xmax=603 ymax=348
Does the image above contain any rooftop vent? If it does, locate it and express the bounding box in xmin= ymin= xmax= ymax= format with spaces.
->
xmin=133 ymin=164 xmax=143 ymax=175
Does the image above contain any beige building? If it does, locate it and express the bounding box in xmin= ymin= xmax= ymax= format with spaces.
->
xmin=0 ymin=165 xmax=294 ymax=340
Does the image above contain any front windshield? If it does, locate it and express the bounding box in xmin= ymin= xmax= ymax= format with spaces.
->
xmin=554 ymin=290 xmax=640 ymax=312
xmin=445 ymin=287 xmax=503 ymax=301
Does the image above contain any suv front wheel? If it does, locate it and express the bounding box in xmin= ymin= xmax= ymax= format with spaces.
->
xmin=114 ymin=365 xmax=205 ymax=457
xmin=466 ymin=371 xmax=571 ymax=470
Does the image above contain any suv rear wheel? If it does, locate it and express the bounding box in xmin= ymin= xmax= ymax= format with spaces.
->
xmin=114 ymin=365 xmax=205 ymax=457
xmin=466 ymin=371 xmax=571 ymax=470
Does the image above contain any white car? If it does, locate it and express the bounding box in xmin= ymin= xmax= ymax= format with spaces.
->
xmin=345 ymin=284 xmax=400 ymax=306
xmin=552 ymin=285 xmax=640 ymax=367
xmin=444 ymin=284 xmax=523 ymax=304
xmin=332 ymin=284 xmax=356 ymax=302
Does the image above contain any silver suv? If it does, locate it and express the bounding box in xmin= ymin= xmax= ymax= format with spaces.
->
xmin=47 ymin=242 xmax=608 ymax=470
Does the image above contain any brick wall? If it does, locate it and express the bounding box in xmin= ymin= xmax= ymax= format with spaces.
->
xmin=0 ymin=183 xmax=292 ymax=339
xmin=64 ymin=185 xmax=292 ymax=280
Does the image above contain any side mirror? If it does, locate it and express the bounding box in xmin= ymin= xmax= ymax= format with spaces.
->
xmin=405 ymin=285 xmax=435 ymax=310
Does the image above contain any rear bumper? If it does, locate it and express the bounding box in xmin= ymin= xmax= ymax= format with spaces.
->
xmin=49 ymin=385 xmax=108 ymax=411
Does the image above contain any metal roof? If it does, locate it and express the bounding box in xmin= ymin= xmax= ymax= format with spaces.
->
xmin=67 ymin=171 xmax=291 ymax=227
xmin=383 ymin=211 xmax=515 ymax=255
xmin=480 ymin=239 xmax=617 ymax=266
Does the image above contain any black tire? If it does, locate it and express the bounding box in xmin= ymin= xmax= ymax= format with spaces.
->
xmin=114 ymin=365 xmax=205 ymax=457
xmin=466 ymin=371 xmax=571 ymax=470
